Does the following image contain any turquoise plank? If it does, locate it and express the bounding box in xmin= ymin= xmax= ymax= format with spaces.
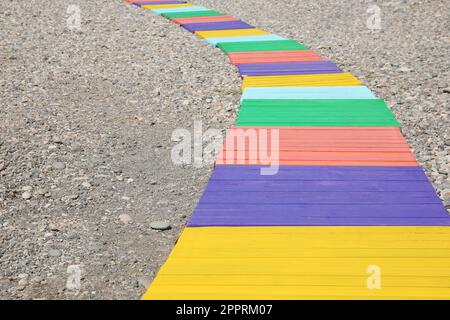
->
xmin=241 ymin=86 xmax=377 ymax=100
xmin=151 ymin=6 xmax=210 ymax=14
xmin=205 ymin=34 xmax=286 ymax=45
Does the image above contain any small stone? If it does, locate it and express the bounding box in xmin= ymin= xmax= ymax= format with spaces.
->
xmin=81 ymin=181 xmax=91 ymax=188
xmin=48 ymin=249 xmax=62 ymax=257
xmin=398 ymin=66 xmax=412 ymax=73
xmin=52 ymin=136 xmax=63 ymax=144
xmin=69 ymin=194 xmax=79 ymax=200
xmin=22 ymin=191 xmax=32 ymax=200
xmin=17 ymin=278 xmax=28 ymax=290
xmin=22 ymin=186 xmax=32 ymax=192
xmin=150 ymin=180 xmax=157 ymax=185
xmin=71 ymin=143 xmax=82 ymax=152
xmin=444 ymin=201 xmax=450 ymax=209
xmin=437 ymin=83 xmax=448 ymax=89
xmin=150 ymin=221 xmax=171 ymax=231
xmin=442 ymin=189 xmax=450 ymax=201
xmin=52 ymin=161 xmax=66 ymax=170
xmin=138 ymin=276 xmax=152 ymax=289
xmin=119 ymin=213 xmax=132 ymax=224
xmin=116 ymin=175 xmax=124 ymax=181
xmin=131 ymin=278 xmax=139 ymax=288
xmin=35 ymin=188 xmax=46 ymax=196
xmin=32 ymin=276 xmax=44 ymax=284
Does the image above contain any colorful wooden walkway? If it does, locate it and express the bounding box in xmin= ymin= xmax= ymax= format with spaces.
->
xmin=126 ymin=0 xmax=450 ymax=299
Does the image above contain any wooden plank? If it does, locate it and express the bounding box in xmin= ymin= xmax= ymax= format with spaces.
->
xmin=228 ymin=50 xmax=324 ymax=64
xmin=218 ymin=40 xmax=308 ymax=52
xmin=142 ymin=227 xmax=450 ymax=299
xmin=241 ymin=73 xmax=361 ymax=90
xmin=182 ymin=21 xmax=254 ymax=33
xmin=241 ymin=86 xmax=377 ymax=100
xmin=195 ymin=28 xmax=268 ymax=39
xmin=217 ymin=127 xmax=414 ymax=166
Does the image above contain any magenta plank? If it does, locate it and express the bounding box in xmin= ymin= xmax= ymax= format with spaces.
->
xmin=181 ymin=21 xmax=254 ymax=32
xmin=237 ymin=61 xmax=342 ymax=76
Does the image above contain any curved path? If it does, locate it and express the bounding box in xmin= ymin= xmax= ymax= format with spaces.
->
xmin=126 ymin=0 xmax=450 ymax=299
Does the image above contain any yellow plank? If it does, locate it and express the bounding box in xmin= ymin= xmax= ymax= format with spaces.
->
xmin=195 ymin=29 xmax=269 ymax=39
xmin=142 ymin=227 xmax=450 ymax=300
xmin=241 ymin=73 xmax=361 ymax=90
xmin=141 ymin=3 xmax=193 ymax=9
xmin=145 ymin=285 xmax=450 ymax=300
xmin=153 ymin=274 xmax=450 ymax=287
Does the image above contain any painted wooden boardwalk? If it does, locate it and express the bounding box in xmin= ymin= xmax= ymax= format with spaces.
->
xmin=126 ymin=0 xmax=450 ymax=299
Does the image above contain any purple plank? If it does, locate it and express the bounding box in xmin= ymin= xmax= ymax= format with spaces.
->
xmin=189 ymin=216 xmax=450 ymax=226
xmin=204 ymin=180 xmax=436 ymax=192
xmin=193 ymin=203 xmax=448 ymax=218
xmin=187 ymin=165 xmax=450 ymax=226
xmin=199 ymin=191 xmax=441 ymax=204
xmin=181 ymin=21 xmax=254 ymax=33
xmin=134 ymin=1 xmax=185 ymax=6
xmin=237 ymin=61 xmax=342 ymax=76
xmin=211 ymin=165 xmax=429 ymax=181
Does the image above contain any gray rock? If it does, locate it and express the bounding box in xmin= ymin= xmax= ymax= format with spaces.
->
xmin=48 ymin=249 xmax=62 ymax=257
xmin=52 ymin=136 xmax=63 ymax=144
xmin=17 ymin=278 xmax=28 ymax=291
xmin=21 ymin=191 xmax=32 ymax=200
xmin=52 ymin=162 xmax=66 ymax=170
xmin=138 ymin=276 xmax=152 ymax=289
xmin=150 ymin=221 xmax=171 ymax=231
xmin=81 ymin=181 xmax=91 ymax=188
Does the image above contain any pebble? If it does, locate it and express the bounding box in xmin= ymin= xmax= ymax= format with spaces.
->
xmin=119 ymin=213 xmax=132 ymax=224
xmin=17 ymin=278 xmax=28 ymax=291
xmin=52 ymin=136 xmax=63 ymax=144
xmin=22 ymin=191 xmax=32 ymax=200
xmin=138 ymin=276 xmax=152 ymax=289
xmin=48 ymin=249 xmax=62 ymax=257
xmin=150 ymin=221 xmax=171 ymax=231
xmin=81 ymin=181 xmax=91 ymax=188
xmin=52 ymin=162 xmax=66 ymax=170
xmin=131 ymin=278 xmax=139 ymax=288
xmin=35 ymin=188 xmax=46 ymax=196
xmin=32 ymin=276 xmax=44 ymax=284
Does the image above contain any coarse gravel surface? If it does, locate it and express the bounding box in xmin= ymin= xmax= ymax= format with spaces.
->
xmin=0 ymin=0 xmax=448 ymax=299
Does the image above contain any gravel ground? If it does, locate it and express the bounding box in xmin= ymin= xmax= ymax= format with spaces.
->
xmin=0 ymin=0 xmax=448 ymax=300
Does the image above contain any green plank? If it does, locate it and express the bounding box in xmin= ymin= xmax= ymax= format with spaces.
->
xmin=217 ymin=40 xmax=309 ymax=52
xmin=162 ymin=10 xmax=224 ymax=19
xmin=236 ymin=99 xmax=400 ymax=127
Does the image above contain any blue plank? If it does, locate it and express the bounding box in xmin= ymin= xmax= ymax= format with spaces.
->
xmin=241 ymin=86 xmax=377 ymax=100
xmin=151 ymin=6 xmax=210 ymax=14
